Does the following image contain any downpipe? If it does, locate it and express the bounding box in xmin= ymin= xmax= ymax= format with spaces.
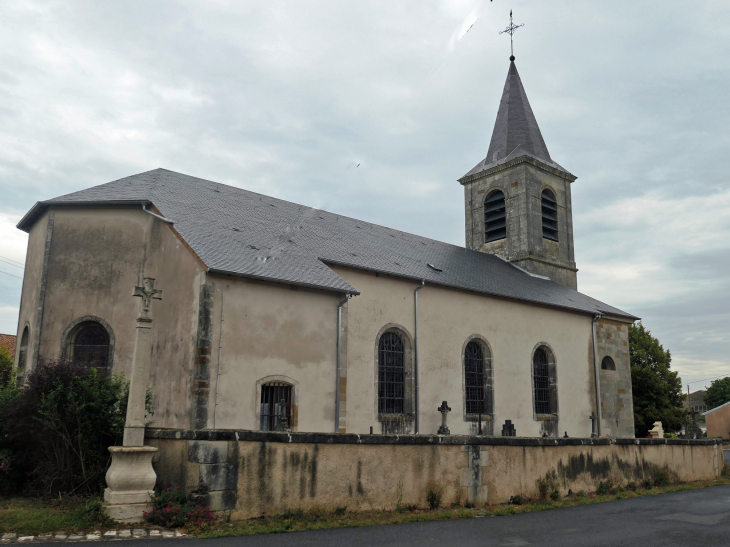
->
xmin=335 ymin=295 xmax=351 ymax=433
xmin=414 ymin=280 xmax=425 ymax=434
xmin=592 ymin=314 xmax=603 ymax=437
xmin=213 ymin=292 xmax=224 ymax=429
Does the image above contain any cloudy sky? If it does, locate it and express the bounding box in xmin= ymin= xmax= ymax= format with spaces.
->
xmin=1 ymin=0 xmax=729 ymax=389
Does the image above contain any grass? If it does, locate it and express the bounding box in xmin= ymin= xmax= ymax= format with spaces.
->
xmin=0 ymin=497 xmax=115 ymax=535
xmin=2 ymin=474 xmax=729 ymax=537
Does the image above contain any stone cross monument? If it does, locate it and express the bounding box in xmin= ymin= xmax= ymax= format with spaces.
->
xmin=437 ymin=401 xmax=451 ymax=435
xmin=104 ymin=277 xmax=163 ymax=522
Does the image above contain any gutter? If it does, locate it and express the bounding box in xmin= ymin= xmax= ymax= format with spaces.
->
xmin=592 ymin=314 xmax=603 ymax=437
xmin=414 ymin=280 xmax=425 ymax=434
xmin=335 ymin=294 xmax=351 ymax=433
xmin=142 ymin=204 xmax=173 ymax=224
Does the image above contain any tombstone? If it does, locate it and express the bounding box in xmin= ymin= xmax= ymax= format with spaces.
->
xmin=589 ymin=412 xmax=598 ymax=438
xmin=501 ymin=420 xmax=516 ymax=437
xmin=104 ymin=277 xmax=163 ymax=522
xmin=437 ymin=401 xmax=451 ymax=435
xmin=648 ymin=421 xmax=664 ymax=438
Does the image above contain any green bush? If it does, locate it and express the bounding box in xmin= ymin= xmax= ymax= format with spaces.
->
xmin=549 ymin=489 xmax=560 ymax=501
xmin=144 ymin=488 xmax=217 ymax=531
xmin=426 ymin=489 xmax=442 ymax=510
xmin=0 ymin=359 xmax=153 ymax=496
xmin=575 ymin=490 xmax=587 ymax=499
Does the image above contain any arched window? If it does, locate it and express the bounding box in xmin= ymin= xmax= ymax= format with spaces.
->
xmin=484 ymin=190 xmax=507 ymax=243
xmin=541 ymin=188 xmax=559 ymax=241
xmin=378 ymin=332 xmax=405 ymax=414
xmin=601 ymin=356 xmax=616 ymax=371
xmin=465 ymin=341 xmax=490 ymax=415
xmin=533 ymin=348 xmax=551 ymax=414
xmin=17 ymin=326 xmax=29 ymax=371
xmin=72 ymin=323 xmax=110 ymax=368
xmin=259 ymin=382 xmax=292 ymax=431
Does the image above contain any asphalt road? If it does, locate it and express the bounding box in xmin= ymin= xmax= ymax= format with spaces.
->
xmin=46 ymin=485 xmax=730 ymax=546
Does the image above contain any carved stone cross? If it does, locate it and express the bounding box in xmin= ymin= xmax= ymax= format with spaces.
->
xmin=437 ymin=400 xmax=451 ymax=435
xmin=133 ymin=277 xmax=163 ymax=316
xmin=589 ymin=412 xmax=598 ymax=438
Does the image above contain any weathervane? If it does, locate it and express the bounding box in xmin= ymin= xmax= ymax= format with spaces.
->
xmin=499 ymin=10 xmax=524 ymax=61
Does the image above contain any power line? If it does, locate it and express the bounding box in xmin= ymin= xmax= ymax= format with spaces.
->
xmin=0 ymin=258 xmax=23 ymax=270
xmin=0 ymin=270 xmax=22 ymax=280
xmin=0 ymin=255 xmax=24 ymax=267
xmin=686 ymin=374 xmax=730 ymax=387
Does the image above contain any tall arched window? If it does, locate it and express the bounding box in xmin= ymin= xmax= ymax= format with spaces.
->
xmin=72 ymin=323 xmax=110 ymax=368
xmin=601 ymin=356 xmax=616 ymax=370
xmin=378 ymin=332 xmax=405 ymax=414
xmin=541 ymin=188 xmax=559 ymax=241
xmin=484 ymin=190 xmax=507 ymax=243
xmin=17 ymin=326 xmax=29 ymax=371
xmin=533 ymin=348 xmax=551 ymax=414
xmin=464 ymin=341 xmax=486 ymax=415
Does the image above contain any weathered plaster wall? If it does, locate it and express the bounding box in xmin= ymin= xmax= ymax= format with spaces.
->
xmin=206 ymin=275 xmax=341 ymax=433
xmin=147 ymin=430 xmax=722 ymax=518
xmin=14 ymin=210 xmax=50 ymax=375
xmin=330 ymin=266 xmax=600 ymax=438
xmin=21 ymin=206 xmax=205 ymax=428
xmin=597 ymin=319 xmax=635 ymax=437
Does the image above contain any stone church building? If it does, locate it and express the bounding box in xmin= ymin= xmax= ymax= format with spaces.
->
xmin=13 ymin=59 xmax=637 ymax=439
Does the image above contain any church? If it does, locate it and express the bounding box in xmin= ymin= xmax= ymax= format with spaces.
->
xmin=12 ymin=57 xmax=638 ymax=439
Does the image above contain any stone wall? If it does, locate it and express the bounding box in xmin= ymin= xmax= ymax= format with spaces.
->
xmin=146 ymin=429 xmax=722 ymax=519
xmin=596 ymin=319 xmax=635 ymax=437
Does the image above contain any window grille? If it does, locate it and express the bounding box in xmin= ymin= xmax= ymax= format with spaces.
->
xmin=533 ymin=348 xmax=551 ymax=414
xmin=601 ymin=356 xmax=616 ymax=370
xmin=484 ymin=190 xmax=507 ymax=243
xmin=541 ymin=189 xmax=559 ymax=241
xmin=378 ymin=332 xmax=405 ymax=414
xmin=465 ymin=341 xmax=485 ymax=415
xmin=73 ymin=324 xmax=110 ymax=368
xmin=260 ymin=383 xmax=292 ymax=431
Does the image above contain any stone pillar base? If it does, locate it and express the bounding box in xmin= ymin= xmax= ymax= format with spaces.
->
xmin=103 ymin=446 xmax=158 ymax=523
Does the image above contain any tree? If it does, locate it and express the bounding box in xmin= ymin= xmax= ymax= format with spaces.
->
xmin=704 ymin=377 xmax=730 ymax=411
xmin=629 ymin=323 xmax=686 ymax=437
xmin=0 ymin=346 xmax=12 ymax=387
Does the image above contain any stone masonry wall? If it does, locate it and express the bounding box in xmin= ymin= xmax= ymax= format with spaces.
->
xmin=596 ymin=319 xmax=635 ymax=438
xmin=146 ymin=429 xmax=720 ymax=519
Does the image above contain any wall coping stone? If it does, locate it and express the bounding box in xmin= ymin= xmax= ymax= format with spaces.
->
xmin=145 ymin=428 xmax=719 ymax=447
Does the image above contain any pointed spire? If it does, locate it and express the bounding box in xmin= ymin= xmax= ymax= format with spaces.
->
xmin=461 ymin=60 xmax=570 ymax=180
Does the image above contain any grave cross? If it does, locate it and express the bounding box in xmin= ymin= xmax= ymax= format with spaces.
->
xmin=589 ymin=412 xmax=598 ymax=438
xmin=133 ymin=277 xmax=163 ymax=315
xmin=437 ymin=401 xmax=451 ymax=435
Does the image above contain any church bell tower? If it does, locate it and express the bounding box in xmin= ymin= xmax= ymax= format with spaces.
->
xmin=459 ymin=55 xmax=578 ymax=289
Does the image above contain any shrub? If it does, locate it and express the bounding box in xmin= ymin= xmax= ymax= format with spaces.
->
xmin=509 ymin=494 xmax=523 ymax=505
xmin=641 ymin=478 xmax=654 ymax=490
xmin=144 ymin=487 xmax=217 ymax=531
xmin=549 ymin=489 xmax=560 ymax=501
xmin=575 ymin=490 xmax=587 ymax=499
xmin=334 ymin=506 xmax=347 ymax=516
xmin=597 ymin=480 xmax=611 ymax=496
xmin=426 ymin=488 xmax=442 ymax=510
xmin=721 ymin=466 xmax=730 ymax=479
xmin=0 ymin=359 xmax=153 ymax=496
xmin=626 ymin=481 xmax=636 ymax=491
xmin=653 ymin=468 xmax=673 ymax=487
xmin=664 ymin=432 xmax=679 ymax=439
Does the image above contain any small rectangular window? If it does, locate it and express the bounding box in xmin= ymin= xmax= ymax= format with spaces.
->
xmin=260 ymin=383 xmax=292 ymax=431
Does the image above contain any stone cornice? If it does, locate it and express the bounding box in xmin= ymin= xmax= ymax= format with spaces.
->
xmin=458 ymin=155 xmax=578 ymax=186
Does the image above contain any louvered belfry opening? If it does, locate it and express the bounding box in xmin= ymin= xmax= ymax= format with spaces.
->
xmin=484 ymin=190 xmax=506 ymax=243
xmin=533 ymin=348 xmax=551 ymax=414
xmin=260 ymin=383 xmax=292 ymax=431
xmin=464 ymin=341 xmax=485 ymax=415
xmin=541 ymin=188 xmax=559 ymax=241
xmin=378 ymin=331 xmax=405 ymax=414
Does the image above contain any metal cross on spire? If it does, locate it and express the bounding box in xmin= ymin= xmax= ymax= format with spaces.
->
xmin=499 ymin=10 xmax=524 ymax=61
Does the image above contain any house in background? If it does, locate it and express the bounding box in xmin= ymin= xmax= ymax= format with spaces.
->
xmin=704 ymin=401 xmax=730 ymax=440
xmin=0 ymin=333 xmax=16 ymax=357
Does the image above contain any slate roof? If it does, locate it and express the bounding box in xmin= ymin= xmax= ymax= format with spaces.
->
xmin=461 ymin=61 xmax=572 ymax=180
xmin=18 ymin=168 xmax=637 ymax=320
